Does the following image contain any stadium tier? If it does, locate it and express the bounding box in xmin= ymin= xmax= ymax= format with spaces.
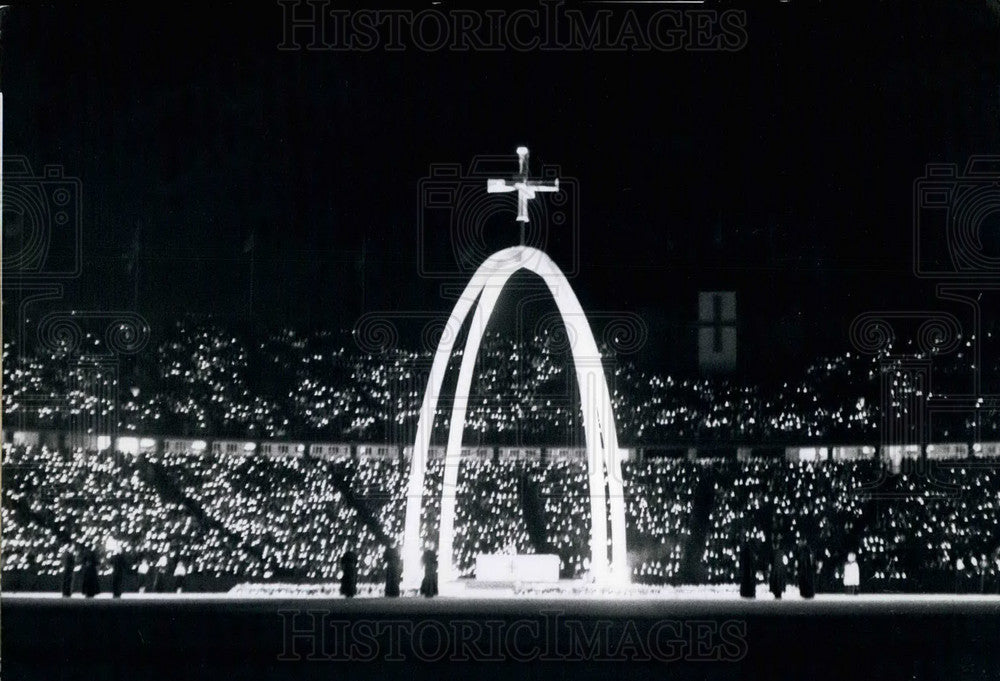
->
xmin=4 ymin=443 xmax=1000 ymax=592
xmin=4 ymin=320 xmax=998 ymax=446
xmin=5 ymin=320 xmax=1000 ymax=591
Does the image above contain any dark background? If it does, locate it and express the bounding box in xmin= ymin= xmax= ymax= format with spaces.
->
xmin=6 ymin=596 xmax=1000 ymax=681
xmin=3 ymin=1 xmax=1000 ymax=375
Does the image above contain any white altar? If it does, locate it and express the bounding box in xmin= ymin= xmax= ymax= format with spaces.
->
xmin=475 ymin=554 xmax=561 ymax=583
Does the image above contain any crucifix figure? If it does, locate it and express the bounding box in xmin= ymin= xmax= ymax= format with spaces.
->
xmin=487 ymin=146 xmax=560 ymax=246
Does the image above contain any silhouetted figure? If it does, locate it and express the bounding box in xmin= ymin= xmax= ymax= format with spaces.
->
xmin=340 ymin=550 xmax=358 ymax=598
xmin=420 ymin=549 xmax=438 ymax=598
xmin=384 ymin=546 xmax=401 ymax=598
xmin=769 ymin=542 xmax=787 ymax=599
xmin=111 ymin=551 xmax=127 ymax=598
xmin=739 ymin=541 xmax=756 ymax=598
xmin=797 ymin=543 xmax=816 ymax=599
xmin=81 ymin=549 xmax=100 ymax=598
xmin=61 ymin=544 xmax=75 ymax=597
xmin=24 ymin=552 xmax=39 ymax=591
xmin=993 ymin=549 xmax=1000 ymax=595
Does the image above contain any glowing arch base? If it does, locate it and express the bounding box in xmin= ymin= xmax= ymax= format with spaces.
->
xmin=400 ymin=246 xmax=629 ymax=588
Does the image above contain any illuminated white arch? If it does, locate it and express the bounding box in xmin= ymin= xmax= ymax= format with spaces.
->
xmin=400 ymin=246 xmax=628 ymax=588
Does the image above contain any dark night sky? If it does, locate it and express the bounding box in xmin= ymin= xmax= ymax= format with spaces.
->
xmin=3 ymin=2 xmax=1000 ymax=374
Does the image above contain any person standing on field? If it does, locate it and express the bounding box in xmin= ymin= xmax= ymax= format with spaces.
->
xmin=843 ymin=552 xmax=860 ymax=595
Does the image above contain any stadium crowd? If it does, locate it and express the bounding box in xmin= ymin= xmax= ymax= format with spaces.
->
xmin=5 ymin=442 xmax=1000 ymax=593
xmin=4 ymin=320 xmax=1000 ymax=592
xmin=8 ymin=319 xmax=996 ymax=446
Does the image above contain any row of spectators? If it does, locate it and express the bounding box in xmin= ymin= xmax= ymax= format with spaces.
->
xmin=5 ymin=444 xmax=1000 ymax=589
xmin=5 ymin=320 xmax=998 ymax=445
